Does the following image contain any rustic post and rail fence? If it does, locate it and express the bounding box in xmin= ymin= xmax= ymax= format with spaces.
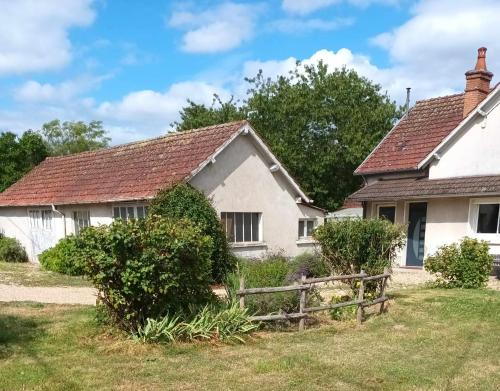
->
xmin=237 ymin=267 xmax=390 ymax=330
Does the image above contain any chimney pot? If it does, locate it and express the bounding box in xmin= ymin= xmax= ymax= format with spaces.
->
xmin=463 ymin=47 xmax=493 ymax=118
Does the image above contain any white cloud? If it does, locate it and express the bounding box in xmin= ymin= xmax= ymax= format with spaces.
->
xmin=270 ymin=17 xmax=354 ymax=33
xmin=0 ymin=0 xmax=96 ymax=74
xmin=14 ymin=74 xmax=112 ymax=103
xmin=370 ymin=0 xmax=500 ymax=97
xmin=94 ymin=81 xmax=232 ymax=141
xmin=168 ymin=2 xmax=263 ymax=53
xmin=282 ymin=0 xmax=398 ymax=15
xmin=282 ymin=0 xmax=340 ymax=15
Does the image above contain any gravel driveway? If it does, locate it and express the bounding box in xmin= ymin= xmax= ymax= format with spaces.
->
xmin=0 ymin=284 xmax=97 ymax=305
xmin=0 ymin=267 xmax=498 ymax=305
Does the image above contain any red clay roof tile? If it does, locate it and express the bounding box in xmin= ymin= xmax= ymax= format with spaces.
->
xmin=0 ymin=121 xmax=247 ymax=207
xmin=355 ymin=93 xmax=465 ymax=175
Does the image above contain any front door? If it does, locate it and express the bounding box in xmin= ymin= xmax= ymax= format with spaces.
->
xmin=406 ymin=202 xmax=427 ymax=267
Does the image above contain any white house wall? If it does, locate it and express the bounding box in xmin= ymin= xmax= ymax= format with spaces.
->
xmin=429 ymin=99 xmax=500 ymax=179
xmin=189 ymin=133 xmax=324 ymax=257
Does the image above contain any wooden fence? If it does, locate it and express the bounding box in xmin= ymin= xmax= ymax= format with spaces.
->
xmin=237 ymin=268 xmax=390 ymax=330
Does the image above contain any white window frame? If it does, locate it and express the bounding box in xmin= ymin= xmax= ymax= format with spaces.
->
xmin=73 ymin=210 xmax=91 ymax=235
xmin=298 ymin=218 xmax=317 ymax=240
xmin=221 ymin=212 xmax=263 ymax=244
xmin=112 ymin=204 xmax=149 ymax=221
xmin=28 ymin=209 xmax=53 ymax=230
xmin=375 ymin=203 xmax=396 ymax=223
xmin=468 ymin=198 xmax=500 ymax=243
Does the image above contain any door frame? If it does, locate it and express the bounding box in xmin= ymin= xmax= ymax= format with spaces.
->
xmin=403 ymin=200 xmax=428 ymax=267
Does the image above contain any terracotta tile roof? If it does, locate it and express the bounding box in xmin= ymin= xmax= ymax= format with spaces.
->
xmin=355 ymin=93 xmax=465 ymax=175
xmin=349 ymin=175 xmax=500 ymax=201
xmin=0 ymin=121 xmax=247 ymax=207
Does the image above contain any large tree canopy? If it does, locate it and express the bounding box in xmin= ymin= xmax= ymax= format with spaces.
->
xmin=0 ymin=131 xmax=48 ymax=192
xmin=41 ymin=119 xmax=110 ymax=156
xmin=175 ymin=62 xmax=400 ymax=210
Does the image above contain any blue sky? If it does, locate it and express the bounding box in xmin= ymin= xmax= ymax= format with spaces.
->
xmin=1 ymin=0 xmax=499 ymax=144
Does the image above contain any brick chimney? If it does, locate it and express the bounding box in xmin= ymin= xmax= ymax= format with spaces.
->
xmin=463 ymin=47 xmax=493 ymax=117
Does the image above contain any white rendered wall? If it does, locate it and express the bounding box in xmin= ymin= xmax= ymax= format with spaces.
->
xmin=190 ymin=134 xmax=324 ymax=257
xmin=429 ymin=103 xmax=500 ymax=179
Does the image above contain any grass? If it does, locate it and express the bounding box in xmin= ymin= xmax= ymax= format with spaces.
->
xmin=0 ymin=262 xmax=91 ymax=287
xmin=0 ymin=288 xmax=499 ymax=390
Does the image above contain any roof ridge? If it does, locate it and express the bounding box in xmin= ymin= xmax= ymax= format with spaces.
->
xmin=45 ymin=120 xmax=249 ymax=161
xmin=414 ymin=92 xmax=464 ymax=105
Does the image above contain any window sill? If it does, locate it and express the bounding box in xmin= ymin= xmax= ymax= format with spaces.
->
xmin=296 ymin=238 xmax=317 ymax=245
xmin=230 ymin=241 xmax=267 ymax=249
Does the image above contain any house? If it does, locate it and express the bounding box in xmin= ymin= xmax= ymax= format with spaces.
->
xmin=0 ymin=120 xmax=324 ymax=261
xmin=350 ymin=47 xmax=500 ymax=268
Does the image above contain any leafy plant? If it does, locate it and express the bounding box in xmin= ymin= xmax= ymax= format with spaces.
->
xmin=39 ymin=235 xmax=85 ymax=275
xmin=313 ymin=218 xmax=405 ymax=294
xmin=78 ymin=216 xmax=215 ymax=332
xmin=149 ymin=183 xmax=236 ymax=283
xmin=0 ymin=236 xmax=28 ymax=262
xmin=135 ymin=301 xmax=258 ymax=344
xmin=425 ymin=237 xmax=493 ymax=288
xmin=329 ymin=294 xmax=357 ymax=321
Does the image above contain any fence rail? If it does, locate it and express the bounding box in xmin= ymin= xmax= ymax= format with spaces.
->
xmin=237 ymin=268 xmax=390 ymax=330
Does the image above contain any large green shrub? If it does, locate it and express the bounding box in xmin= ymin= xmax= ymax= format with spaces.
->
xmin=149 ymin=183 xmax=235 ymax=283
xmin=425 ymin=237 xmax=493 ymax=288
xmin=78 ymin=215 xmax=215 ymax=332
xmin=0 ymin=236 xmax=28 ymax=262
xmin=39 ymin=235 xmax=84 ymax=275
xmin=313 ymin=218 xmax=406 ymax=277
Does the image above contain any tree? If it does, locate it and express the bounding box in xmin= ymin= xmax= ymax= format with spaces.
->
xmin=175 ymin=62 xmax=400 ymax=210
xmin=41 ymin=119 xmax=110 ymax=156
xmin=0 ymin=131 xmax=48 ymax=192
xmin=174 ymin=95 xmax=246 ymax=131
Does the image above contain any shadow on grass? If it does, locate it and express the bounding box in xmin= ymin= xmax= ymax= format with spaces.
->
xmin=0 ymin=308 xmax=48 ymax=359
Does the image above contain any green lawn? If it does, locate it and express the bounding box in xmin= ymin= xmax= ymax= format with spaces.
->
xmin=0 ymin=262 xmax=90 ymax=287
xmin=1 ymin=288 xmax=499 ymax=390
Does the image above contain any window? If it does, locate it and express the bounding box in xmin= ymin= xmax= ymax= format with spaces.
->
xmin=73 ymin=210 xmax=91 ymax=234
xmin=378 ymin=205 xmax=396 ymax=223
xmin=113 ymin=205 xmax=148 ymax=220
xmin=476 ymin=204 xmax=500 ymax=234
xmin=298 ymin=219 xmax=316 ymax=239
xmin=29 ymin=209 xmax=52 ymax=229
xmin=221 ymin=212 xmax=260 ymax=243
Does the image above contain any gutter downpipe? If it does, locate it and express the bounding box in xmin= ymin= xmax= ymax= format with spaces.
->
xmin=51 ymin=204 xmax=67 ymax=237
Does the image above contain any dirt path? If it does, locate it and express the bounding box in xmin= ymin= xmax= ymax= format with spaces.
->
xmin=0 ymin=284 xmax=97 ymax=305
xmin=0 ymin=268 xmax=497 ymax=305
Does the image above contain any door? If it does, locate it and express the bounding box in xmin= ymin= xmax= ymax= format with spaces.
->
xmin=406 ymin=202 xmax=427 ymax=267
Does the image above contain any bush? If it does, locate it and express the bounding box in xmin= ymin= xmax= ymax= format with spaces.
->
xmin=287 ymin=251 xmax=328 ymax=280
xmin=78 ymin=215 xmax=216 ymax=332
xmin=0 ymin=236 xmax=28 ymax=262
xmin=313 ymin=218 xmax=406 ymax=277
xmin=39 ymin=236 xmax=84 ymax=275
xmin=135 ymin=301 xmax=258 ymax=344
xmin=425 ymin=237 xmax=493 ymax=288
xmin=149 ymin=183 xmax=235 ymax=283
xmin=226 ymin=253 xmax=321 ymax=316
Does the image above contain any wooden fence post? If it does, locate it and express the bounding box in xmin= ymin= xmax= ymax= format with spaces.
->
xmin=239 ymin=276 xmax=245 ymax=310
xmin=299 ymin=273 xmax=307 ymax=331
xmin=379 ymin=267 xmax=389 ymax=314
xmin=356 ymin=269 xmax=365 ymax=325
